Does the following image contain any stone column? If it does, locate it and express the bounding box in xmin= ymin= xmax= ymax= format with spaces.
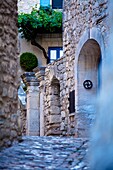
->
xmin=21 ymin=72 xmax=40 ymax=136
xmin=34 ymin=67 xmax=46 ymax=136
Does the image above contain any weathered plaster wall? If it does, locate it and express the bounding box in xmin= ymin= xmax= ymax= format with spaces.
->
xmin=18 ymin=0 xmax=53 ymax=14
xmin=18 ymin=33 xmax=63 ymax=93
xmin=18 ymin=0 xmax=40 ymax=14
xmin=19 ymin=34 xmax=62 ymax=68
xmin=0 ymin=0 xmax=22 ymax=148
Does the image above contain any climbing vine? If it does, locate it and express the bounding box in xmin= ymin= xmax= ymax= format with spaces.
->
xmin=18 ymin=6 xmax=63 ymax=41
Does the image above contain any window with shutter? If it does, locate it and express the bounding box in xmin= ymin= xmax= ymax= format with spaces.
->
xmin=48 ymin=47 xmax=63 ymax=63
xmin=68 ymin=90 xmax=75 ymax=114
xmin=40 ymin=0 xmax=50 ymax=6
xmin=52 ymin=0 xmax=63 ymax=9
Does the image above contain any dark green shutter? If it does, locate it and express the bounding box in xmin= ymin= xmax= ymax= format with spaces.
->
xmin=52 ymin=0 xmax=63 ymax=9
xmin=68 ymin=90 xmax=75 ymax=113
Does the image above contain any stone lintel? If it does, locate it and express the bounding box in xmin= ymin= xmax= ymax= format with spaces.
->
xmin=34 ymin=67 xmax=46 ymax=82
xmin=21 ymin=72 xmax=39 ymax=87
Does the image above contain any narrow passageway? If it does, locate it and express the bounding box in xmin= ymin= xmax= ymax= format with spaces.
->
xmin=0 ymin=137 xmax=88 ymax=170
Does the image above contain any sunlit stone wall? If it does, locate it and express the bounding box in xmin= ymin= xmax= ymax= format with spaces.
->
xmin=0 ymin=0 xmax=22 ymax=148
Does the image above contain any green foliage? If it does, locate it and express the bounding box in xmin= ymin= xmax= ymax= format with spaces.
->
xmin=23 ymin=85 xmax=27 ymax=92
xmin=20 ymin=52 xmax=38 ymax=71
xmin=18 ymin=6 xmax=62 ymax=41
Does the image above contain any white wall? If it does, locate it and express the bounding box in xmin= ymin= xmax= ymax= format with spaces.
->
xmin=18 ymin=0 xmax=40 ymax=14
xmin=19 ymin=34 xmax=62 ymax=67
xmin=18 ymin=0 xmax=52 ymax=14
xmin=19 ymin=34 xmax=46 ymax=67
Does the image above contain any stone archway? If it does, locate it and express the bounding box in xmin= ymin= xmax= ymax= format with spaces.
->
xmin=47 ymin=77 xmax=61 ymax=135
xmin=76 ymin=39 xmax=101 ymax=137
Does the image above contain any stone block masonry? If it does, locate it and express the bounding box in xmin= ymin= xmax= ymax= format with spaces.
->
xmin=0 ymin=0 xmax=22 ymax=148
xmin=63 ymin=0 xmax=108 ymax=137
xmin=43 ymin=56 xmax=75 ymax=136
xmin=42 ymin=0 xmax=109 ymax=137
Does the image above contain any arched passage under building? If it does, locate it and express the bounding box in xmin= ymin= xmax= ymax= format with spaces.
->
xmin=76 ymin=39 xmax=101 ymax=137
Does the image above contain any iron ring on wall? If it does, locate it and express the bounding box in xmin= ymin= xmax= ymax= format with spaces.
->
xmin=83 ymin=80 xmax=93 ymax=89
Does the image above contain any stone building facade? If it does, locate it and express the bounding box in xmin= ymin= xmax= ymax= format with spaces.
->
xmin=38 ymin=0 xmax=109 ymax=137
xmin=22 ymin=0 xmax=113 ymax=138
xmin=0 ymin=0 xmax=22 ymax=148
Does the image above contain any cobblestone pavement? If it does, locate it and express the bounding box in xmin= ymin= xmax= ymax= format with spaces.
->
xmin=0 ymin=137 xmax=89 ymax=170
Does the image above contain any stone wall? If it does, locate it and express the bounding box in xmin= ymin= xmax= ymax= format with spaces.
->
xmin=18 ymin=1 xmax=63 ymax=136
xmin=44 ymin=57 xmax=66 ymax=135
xmin=44 ymin=56 xmax=75 ymax=136
xmin=0 ymin=0 xmax=22 ymax=148
xmin=43 ymin=0 xmax=109 ymax=137
xmin=63 ymin=0 xmax=108 ymax=137
xmin=18 ymin=100 xmax=26 ymax=135
xmin=19 ymin=0 xmax=110 ymax=138
xmin=63 ymin=0 xmax=108 ymax=50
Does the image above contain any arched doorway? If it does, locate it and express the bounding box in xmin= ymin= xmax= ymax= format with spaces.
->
xmin=76 ymin=39 xmax=101 ymax=137
xmin=47 ymin=76 xmax=61 ymax=135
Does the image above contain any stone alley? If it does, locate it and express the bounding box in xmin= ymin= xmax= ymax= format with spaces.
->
xmin=0 ymin=137 xmax=88 ymax=170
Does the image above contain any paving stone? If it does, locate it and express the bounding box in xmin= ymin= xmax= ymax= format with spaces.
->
xmin=0 ymin=137 xmax=89 ymax=170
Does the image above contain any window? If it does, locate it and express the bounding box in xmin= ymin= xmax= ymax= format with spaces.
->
xmin=52 ymin=0 xmax=63 ymax=9
xmin=40 ymin=0 xmax=50 ymax=7
xmin=48 ymin=47 xmax=63 ymax=63
xmin=68 ymin=90 xmax=75 ymax=114
xmin=40 ymin=0 xmax=63 ymax=9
